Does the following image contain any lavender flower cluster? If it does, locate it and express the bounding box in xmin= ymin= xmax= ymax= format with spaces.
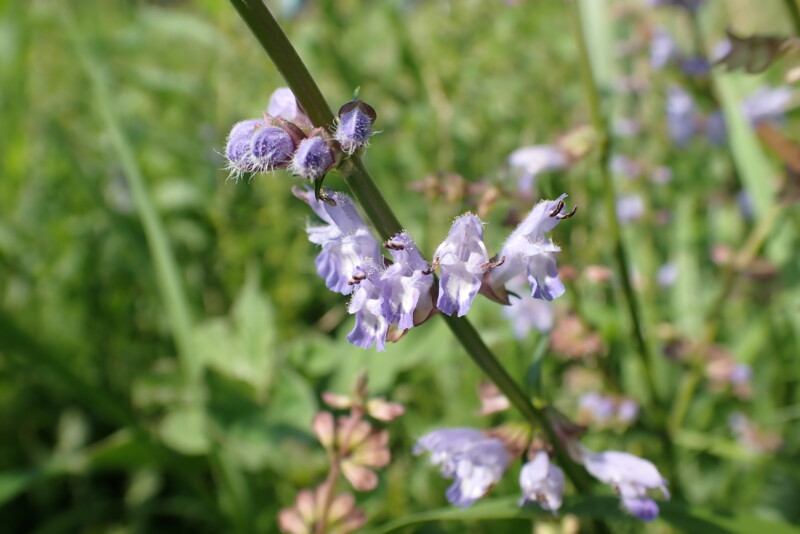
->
xmin=292 ymin=186 xmax=572 ymax=351
xmin=225 ymin=88 xmax=376 ymax=180
xmin=224 ymin=88 xmax=574 ymax=352
xmin=414 ymin=426 xmax=669 ymax=521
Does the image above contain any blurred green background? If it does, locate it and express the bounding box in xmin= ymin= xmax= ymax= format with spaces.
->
xmin=1 ymin=0 xmax=800 ymax=532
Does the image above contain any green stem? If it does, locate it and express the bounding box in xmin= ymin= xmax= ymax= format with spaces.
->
xmin=784 ymin=0 xmax=800 ymax=37
xmin=569 ymin=1 xmax=661 ymax=412
xmin=227 ymin=0 xmax=597 ymax=497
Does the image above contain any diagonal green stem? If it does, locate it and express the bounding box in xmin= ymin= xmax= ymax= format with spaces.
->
xmin=228 ymin=0 xmax=597 ymax=496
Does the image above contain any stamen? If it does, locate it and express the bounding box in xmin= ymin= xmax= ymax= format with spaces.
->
xmin=422 ymin=257 xmax=441 ymax=275
xmin=481 ymin=256 xmax=506 ymax=270
xmin=556 ymin=206 xmax=577 ymax=219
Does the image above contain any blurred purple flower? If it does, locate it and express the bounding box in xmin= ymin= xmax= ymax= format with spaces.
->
xmin=610 ymin=155 xmax=642 ymax=180
xmin=508 ymin=145 xmax=568 ymax=195
xmin=651 ymin=166 xmax=673 ymax=184
xmin=381 ymin=232 xmax=433 ymax=330
xmin=347 ymin=261 xmax=388 ymax=351
xmin=616 ymin=194 xmax=645 ymax=223
xmin=414 ymin=428 xmax=510 ymax=508
xmin=617 ymin=399 xmax=640 ymax=425
xmin=579 ymin=392 xmax=617 ymax=425
xmin=650 ymin=28 xmax=679 ymax=70
xmin=737 ymin=190 xmax=754 ymax=220
xmin=657 ymin=262 xmax=679 ymax=288
xmin=705 ymin=110 xmax=728 ymax=145
xmin=580 ymin=447 xmax=669 ymax=522
xmin=741 ymin=86 xmax=793 ymax=126
xmin=488 ymin=196 xmax=568 ymax=302
xmin=519 ymin=451 xmax=565 ymax=514
xmin=648 ymin=0 xmax=705 ymax=12
xmin=293 ymin=187 xmax=382 ymax=295
xmin=503 ymin=291 xmax=554 ymax=338
xmin=613 ymin=117 xmax=642 ymax=138
xmin=433 ymin=214 xmax=489 ymax=316
xmin=667 ymin=85 xmax=697 ymax=147
xmin=680 ymin=57 xmax=711 ymax=77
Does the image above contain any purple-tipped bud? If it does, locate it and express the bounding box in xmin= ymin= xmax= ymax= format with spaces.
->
xmin=335 ymin=100 xmax=377 ymax=155
xmin=291 ymin=130 xmax=336 ymax=180
xmin=250 ymin=126 xmax=296 ymax=171
xmin=225 ymin=119 xmax=263 ymax=176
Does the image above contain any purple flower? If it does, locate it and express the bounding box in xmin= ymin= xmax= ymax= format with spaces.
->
xmin=335 ymin=100 xmax=377 ymax=155
xmin=579 ymin=392 xmax=617 ymax=425
xmin=519 ymin=451 xmax=565 ymax=514
xmin=650 ymin=28 xmax=678 ymax=70
xmin=293 ymin=187 xmax=382 ymax=295
xmin=503 ymin=293 xmax=554 ymax=338
xmin=487 ymin=196 xmax=568 ymax=303
xmin=508 ymin=145 xmax=568 ymax=195
xmin=433 ymin=214 xmax=490 ymax=316
xmin=657 ymin=262 xmax=678 ymax=288
xmin=291 ymin=132 xmax=336 ymax=180
xmin=579 ymin=447 xmax=669 ymax=522
xmin=502 ymin=275 xmax=554 ymax=338
xmin=268 ymin=87 xmax=312 ymax=129
xmin=414 ymin=428 xmax=510 ymax=508
xmin=680 ymin=57 xmax=710 ymax=77
xmin=617 ymin=399 xmax=640 ymax=425
xmin=705 ymin=111 xmax=727 ymax=145
xmin=610 ymin=155 xmax=642 ymax=180
xmin=225 ymin=119 xmax=264 ymax=176
xmin=249 ymin=126 xmax=296 ymax=171
xmin=347 ymin=261 xmax=388 ymax=352
xmin=381 ymin=233 xmax=434 ymax=330
xmin=666 ymin=85 xmax=697 ymax=147
xmin=741 ymin=86 xmax=793 ymax=126
xmin=616 ymin=194 xmax=645 ymax=223
xmin=648 ymin=0 xmax=705 ymax=12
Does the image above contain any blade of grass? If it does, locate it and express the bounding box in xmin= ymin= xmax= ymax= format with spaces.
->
xmin=65 ymin=12 xmax=198 ymax=386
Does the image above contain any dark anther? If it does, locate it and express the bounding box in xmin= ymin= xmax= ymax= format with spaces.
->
xmin=423 ymin=257 xmax=441 ymax=275
xmin=481 ymin=256 xmax=506 ymax=270
xmin=320 ymin=192 xmax=337 ymax=207
xmin=548 ymin=199 xmax=565 ymax=218
xmin=556 ymin=206 xmax=577 ymax=219
xmin=347 ymin=272 xmax=367 ymax=285
xmin=384 ymin=239 xmax=405 ymax=251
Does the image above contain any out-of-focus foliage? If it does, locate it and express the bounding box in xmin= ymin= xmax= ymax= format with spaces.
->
xmin=1 ymin=0 xmax=799 ymax=532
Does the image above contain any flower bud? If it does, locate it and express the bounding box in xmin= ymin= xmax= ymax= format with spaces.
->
xmin=268 ymin=87 xmax=313 ymax=129
xmin=335 ymin=100 xmax=377 ymax=155
xmin=290 ymin=128 xmax=337 ymax=179
xmin=225 ymin=118 xmax=263 ymax=176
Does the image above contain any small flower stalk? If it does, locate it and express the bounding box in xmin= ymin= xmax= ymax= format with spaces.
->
xmin=279 ymin=374 xmax=404 ymax=533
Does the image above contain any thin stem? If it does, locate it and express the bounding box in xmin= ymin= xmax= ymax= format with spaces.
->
xmin=568 ymin=1 xmax=662 ymax=413
xmin=668 ymin=205 xmax=785 ymax=431
xmin=227 ymin=0 xmax=597 ymax=496
xmin=784 ymin=0 xmax=800 ymax=37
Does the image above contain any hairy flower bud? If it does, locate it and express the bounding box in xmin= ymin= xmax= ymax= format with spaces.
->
xmin=225 ymin=118 xmax=264 ymax=177
xmin=249 ymin=126 xmax=296 ymax=171
xmin=290 ymin=129 xmax=337 ymax=179
xmin=335 ymin=100 xmax=377 ymax=155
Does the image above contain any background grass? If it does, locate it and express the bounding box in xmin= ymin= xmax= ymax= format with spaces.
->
xmin=1 ymin=0 xmax=799 ymax=532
